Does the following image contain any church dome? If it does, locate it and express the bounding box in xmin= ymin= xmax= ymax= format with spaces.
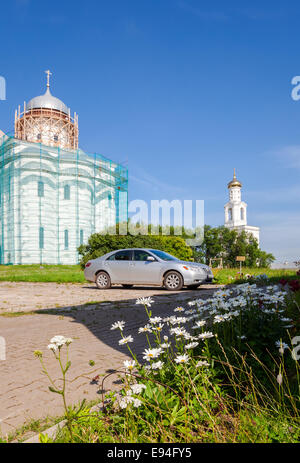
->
xmin=228 ymin=169 xmax=242 ymax=188
xmin=26 ymin=87 xmax=69 ymax=114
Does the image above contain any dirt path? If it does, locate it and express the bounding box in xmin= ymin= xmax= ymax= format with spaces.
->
xmin=0 ymin=281 xmax=216 ymax=313
xmin=0 ymin=282 xmax=221 ymax=438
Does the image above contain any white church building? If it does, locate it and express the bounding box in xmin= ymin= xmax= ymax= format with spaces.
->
xmin=224 ymin=169 xmax=260 ymax=244
xmin=0 ymin=71 xmax=128 ymax=265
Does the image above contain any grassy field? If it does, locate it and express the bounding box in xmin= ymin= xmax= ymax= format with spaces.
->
xmin=0 ymin=265 xmax=85 ymax=283
xmin=212 ymin=267 xmax=298 ymax=285
xmin=0 ymin=264 xmax=298 ymax=284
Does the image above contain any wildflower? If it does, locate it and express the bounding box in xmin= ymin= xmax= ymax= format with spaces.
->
xmin=174 ymin=317 xmax=188 ymax=324
xmin=48 ymin=343 xmax=58 ymax=351
xmin=152 ymin=323 xmax=164 ymax=332
xmin=198 ymin=331 xmax=214 ymax=340
xmin=276 ymin=340 xmax=289 ymax=355
xmin=136 ymin=297 xmax=154 ymax=307
xmin=111 ymin=321 xmax=125 ymax=331
xmin=196 ymin=360 xmax=210 ymax=368
xmin=138 ymin=325 xmax=152 ymax=333
xmin=174 ymin=306 xmax=185 ymax=312
xmin=133 ymin=398 xmax=142 ymax=408
xmin=185 ymin=342 xmax=199 ymax=350
xmin=149 ymin=316 xmax=163 ymax=324
xmin=174 ymin=354 xmax=190 ymax=364
xmin=65 ymin=338 xmax=73 ymax=345
xmin=142 ymin=348 xmax=162 ymax=361
xmin=214 ymin=315 xmax=226 ymax=324
xmin=193 ymin=320 xmax=206 ymax=328
xmin=123 ymin=360 xmax=136 ymax=371
xmin=160 ymin=342 xmax=171 ymax=349
xmin=119 ymin=336 xmax=134 ymax=345
xmin=130 ymin=383 xmax=146 ymax=394
xmin=119 ymin=398 xmax=129 ymax=409
xmin=277 ymin=373 xmax=283 ymax=386
xmin=50 ymin=335 xmax=67 ymax=347
xmin=150 ymin=360 xmax=164 ymax=370
xmin=34 ymin=350 xmax=43 ymax=357
xmin=163 ymin=335 xmax=169 ymax=341
xmin=170 ymin=327 xmax=188 ymax=337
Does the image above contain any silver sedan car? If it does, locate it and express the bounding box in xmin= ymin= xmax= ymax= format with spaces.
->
xmin=84 ymin=248 xmax=214 ymax=291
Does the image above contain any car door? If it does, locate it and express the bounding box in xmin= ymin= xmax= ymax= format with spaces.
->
xmin=105 ymin=250 xmax=134 ymax=283
xmin=131 ymin=250 xmax=163 ymax=285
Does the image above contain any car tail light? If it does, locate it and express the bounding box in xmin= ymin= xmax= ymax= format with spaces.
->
xmin=85 ymin=262 xmax=92 ymax=268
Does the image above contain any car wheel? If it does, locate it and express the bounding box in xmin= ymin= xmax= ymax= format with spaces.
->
xmin=187 ymin=284 xmax=200 ymax=290
xmin=163 ymin=271 xmax=183 ymax=291
xmin=122 ymin=284 xmax=133 ymax=289
xmin=95 ymin=271 xmax=111 ymax=289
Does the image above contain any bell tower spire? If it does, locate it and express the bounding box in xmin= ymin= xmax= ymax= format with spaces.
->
xmin=224 ymin=169 xmax=260 ymax=245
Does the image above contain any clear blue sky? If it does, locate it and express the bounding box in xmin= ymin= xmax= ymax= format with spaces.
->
xmin=1 ymin=0 xmax=300 ymax=265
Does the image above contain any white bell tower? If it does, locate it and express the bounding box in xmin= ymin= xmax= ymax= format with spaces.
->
xmin=224 ymin=169 xmax=260 ymax=244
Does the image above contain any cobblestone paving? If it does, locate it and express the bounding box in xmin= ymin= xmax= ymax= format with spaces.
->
xmin=0 ymin=282 xmax=221 ymax=437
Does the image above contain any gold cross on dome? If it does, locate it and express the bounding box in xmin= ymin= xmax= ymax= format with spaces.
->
xmin=45 ymin=69 xmax=52 ymax=88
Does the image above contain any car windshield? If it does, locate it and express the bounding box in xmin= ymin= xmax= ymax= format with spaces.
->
xmin=149 ymin=249 xmax=179 ymax=261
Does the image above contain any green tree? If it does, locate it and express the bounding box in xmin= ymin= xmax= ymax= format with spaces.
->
xmin=192 ymin=225 xmax=274 ymax=268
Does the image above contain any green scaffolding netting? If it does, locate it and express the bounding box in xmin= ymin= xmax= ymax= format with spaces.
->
xmin=0 ymin=134 xmax=128 ymax=265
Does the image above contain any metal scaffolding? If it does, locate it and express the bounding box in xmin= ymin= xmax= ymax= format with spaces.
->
xmin=0 ymin=134 xmax=128 ymax=265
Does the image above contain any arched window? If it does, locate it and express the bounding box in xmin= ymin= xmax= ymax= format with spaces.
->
xmin=38 ymin=181 xmax=44 ymax=197
xmin=228 ymin=208 xmax=232 ymax=221
xmin=64 ymin=230 xmax=69 ymax=250
xmin=241 ymin=208 xmax=244 ymax=220
xmin=39 ymin=227 xmax=44 ymax=249
xmin=64 ymin=185 xmax=70 ymax=200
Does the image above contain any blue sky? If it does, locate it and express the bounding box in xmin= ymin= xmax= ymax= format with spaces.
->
xmin=0 ymin=0 xmax=300 ymax=265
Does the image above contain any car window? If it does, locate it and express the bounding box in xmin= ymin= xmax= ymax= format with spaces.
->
xmin=149 ymin=249 xmax=179 ymax=261
xmin=133 ymin=250 xmax=153 ymax=261
xmin=108 ymin=250 xmax=132 ymax=261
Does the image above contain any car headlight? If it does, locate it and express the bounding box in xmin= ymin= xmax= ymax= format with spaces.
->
xmin=182 ymin=265 xmax=204 ymax=271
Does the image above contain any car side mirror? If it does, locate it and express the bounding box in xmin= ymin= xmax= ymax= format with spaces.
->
xmin=147 ymin=256 xmax=155 ymax=261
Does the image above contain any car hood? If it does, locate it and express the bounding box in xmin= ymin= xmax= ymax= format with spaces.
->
xmin=175 ymin=261 xmax=210 ymax=269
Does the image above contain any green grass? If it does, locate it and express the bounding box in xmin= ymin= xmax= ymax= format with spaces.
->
xmin=212 ymin=267 xmax=298 ymax=285
xmin=0 ymin=264 xmax=85 ymax=283
xmin=0 ymin=311 xmax=36 ymax=317
xmin=0 ymin=264 xmax=298 ymax=286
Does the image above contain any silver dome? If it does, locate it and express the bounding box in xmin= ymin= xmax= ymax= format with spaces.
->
xmin=26 ymin=87 xmax=69 ymax=114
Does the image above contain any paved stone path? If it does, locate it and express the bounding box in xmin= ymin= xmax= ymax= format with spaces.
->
xmin=0 ymin=282 xmax=221 ymax=438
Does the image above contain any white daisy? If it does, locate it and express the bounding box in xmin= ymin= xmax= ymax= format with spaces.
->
xmin=142 ymin=348 xmax=162 ymax=361
xmin=136 ymin=297 xmax=154 ymax=307
xmin=196 ymin=360 xmax=210 ymax=368
xmin=174 ymin=354 xmax=190 ymax=364
xmin=119 ymin=336 xmax=134 ymax=345
xmin=111 ymin=321 xmax=125 ymax=331
xmin=123 ymin=360 xmax=136 ymax=371
xmin=130 ymin=383 xmax=146 ymax=394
